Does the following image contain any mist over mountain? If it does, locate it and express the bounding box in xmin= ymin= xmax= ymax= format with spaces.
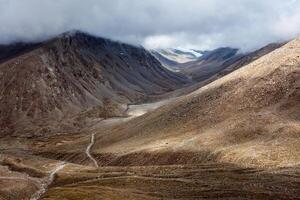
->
xmin=0 ymin=0 xmax=300 ymax=50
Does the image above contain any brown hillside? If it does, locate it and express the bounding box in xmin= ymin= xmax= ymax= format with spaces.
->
xmin=0 ymin=32 xmax=190 ymax=137
xmin=88 ymin=38 xmax=300 ymax=168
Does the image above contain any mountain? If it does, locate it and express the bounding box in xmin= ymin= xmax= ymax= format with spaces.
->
xmin=181 ymin=47 xmax=239 ymax=78
xmin=33 ymin=38 xmax=299 ymax=169
xmin=0 ymin=31 xmax=191 ymax=137
xmin=1 ymin=33 xmax=299 ymax=200
xmin=73 ymin=38 xmax=299 ymax=168
xmin=152 ymin=44 xmax=283 ymax=83
xmin=181 ymin=44 xmax=284 ymax=81
xmin=151 ymin=48 xmax=204 ymax=70
xmin=15 ymin=37 xmax=299 ymax=200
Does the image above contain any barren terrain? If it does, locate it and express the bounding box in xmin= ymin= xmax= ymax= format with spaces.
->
xmin=0 ymin=35 xmax=299 ymax=200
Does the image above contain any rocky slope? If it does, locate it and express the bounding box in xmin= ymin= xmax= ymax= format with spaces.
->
xmin=0 ymin=31 xmax=190 ymax=137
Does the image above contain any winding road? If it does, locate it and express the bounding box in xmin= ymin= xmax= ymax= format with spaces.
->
xmin=84 ymin=100 xmax=173 ymax=168
xmin=85 ymin=133 xmax=99 ymax=168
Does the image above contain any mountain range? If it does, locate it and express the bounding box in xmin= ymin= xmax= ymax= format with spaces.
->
xmin=0 ymin=31 xmax=299 ymax=200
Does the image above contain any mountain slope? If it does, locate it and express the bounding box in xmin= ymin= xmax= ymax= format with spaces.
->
xmin=0 ymin=31 xmax=190 ymax=137
xmin=85 ymin=38 xmax=300 ymax=168
xmin=1 ymin=36 xmax=299 ymax=200
xmin=151 ymin=50 xmax=179 ymax=70
xmin=181 ymin=44 xmax=284 ymax=81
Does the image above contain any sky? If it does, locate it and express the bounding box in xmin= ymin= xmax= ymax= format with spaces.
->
xmin=0 ymin=0 xmax=300 ymax=51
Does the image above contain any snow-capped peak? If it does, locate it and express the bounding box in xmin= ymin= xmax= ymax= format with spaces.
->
xmin=153 ymin=48 xmax=204 ymax=64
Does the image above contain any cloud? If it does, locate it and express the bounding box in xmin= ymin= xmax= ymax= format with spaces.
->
xmin=0 ymin=0 xmax=299 ymax=50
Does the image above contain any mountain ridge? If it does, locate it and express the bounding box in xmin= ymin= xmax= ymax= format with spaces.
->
xmin=0 ymin=31 xmax=191 ymax=137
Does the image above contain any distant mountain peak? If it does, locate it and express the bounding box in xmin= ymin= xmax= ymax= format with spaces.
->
xmin=151 ymin=48 xmax=204 ymax=70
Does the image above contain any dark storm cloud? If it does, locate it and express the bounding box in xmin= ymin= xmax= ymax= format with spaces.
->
xmin=0 ymin=0 xmax=299 ymax=50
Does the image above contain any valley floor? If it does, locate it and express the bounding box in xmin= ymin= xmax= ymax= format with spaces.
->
xmin=43 ymin=164 xmax=300 ymax=200
xmin=1 ymin=98 xmax=300 ymax=200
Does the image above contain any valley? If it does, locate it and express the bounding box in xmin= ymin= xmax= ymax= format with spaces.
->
xmin=0 ymin=32 xmax=299 ymax=200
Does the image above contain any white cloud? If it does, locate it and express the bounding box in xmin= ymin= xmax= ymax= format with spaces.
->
xmin=0 ymin=0 xmax=299 ymax=50
xmin=272 ymin=1 xmax=300 ymax=39
xmin=144 ymin=35 xmax=176 ymax=49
